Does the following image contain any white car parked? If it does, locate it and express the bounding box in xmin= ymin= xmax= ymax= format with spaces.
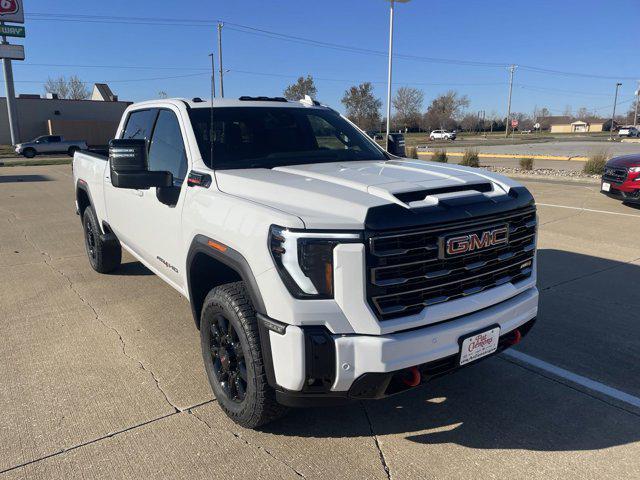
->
xmin=429 ymin=129 xmax=456 ymax=141
xmin=72 ymin=96 xmax=538 ymax=428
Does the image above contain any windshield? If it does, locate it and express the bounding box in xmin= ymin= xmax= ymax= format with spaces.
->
xmin=188 ymin=106 xmax=387 ymax=169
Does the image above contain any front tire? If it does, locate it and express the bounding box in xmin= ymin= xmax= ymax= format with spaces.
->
xmin=82 ymin=207 xmax=121 ymax=273
xmin=200 ymin=282 xmax=287 ymax=428
xmin=23 ymin=148 xmax=36 ymax=158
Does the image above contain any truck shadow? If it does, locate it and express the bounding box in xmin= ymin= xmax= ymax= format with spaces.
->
xmin=112 ymin=261 xmax=154 ymax=276
xmin=261 ymin=248 xmax=640 ymax=452
xmin=0 ymin=174 xmax=52 ymax=183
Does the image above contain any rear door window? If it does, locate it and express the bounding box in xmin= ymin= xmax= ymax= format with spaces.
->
xmin=147 ymin=110 xmax=188 ymax=186
xmin=122 ymin=109 xmax=158 ymax=142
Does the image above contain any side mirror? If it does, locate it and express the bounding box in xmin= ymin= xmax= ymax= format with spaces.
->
xmin=386 ymin=134 xmax=406 ymax=157
xmin=109 ymin=139 xmax=172 ymax=189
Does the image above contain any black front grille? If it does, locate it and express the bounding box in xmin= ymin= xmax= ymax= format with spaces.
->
xmin=603 ymin=167 xmax=628 ymax=184
xmin=366 ymin=206 xmax=536 ymax=320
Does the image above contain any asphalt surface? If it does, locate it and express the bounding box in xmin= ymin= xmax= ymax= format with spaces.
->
xmin=1 ymin=164 xmax=639 ymax=479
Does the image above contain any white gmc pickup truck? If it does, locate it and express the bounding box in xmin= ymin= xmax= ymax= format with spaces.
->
xmin=72 ymin=96 xmax=538 ymax=428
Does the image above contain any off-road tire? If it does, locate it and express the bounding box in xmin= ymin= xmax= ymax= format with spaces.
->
xmin=82 ymin=207 xmax=121 ymax=273
xmin=200 ymin=282 xmax=287 ymax=428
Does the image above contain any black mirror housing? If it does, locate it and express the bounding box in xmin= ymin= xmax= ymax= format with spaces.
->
xmin=109 ymin=139 xmax=173 ymax=189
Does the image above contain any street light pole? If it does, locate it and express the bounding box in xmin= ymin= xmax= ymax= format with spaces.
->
xmin=384 ymin=0 xmax=410 ymax=151
xmin=634 ymin=80 xmax=639 ymax=127
xmin=610 ymin=82 xmax=622 ymax=140
xmin=385 ymin=0 xmax=395 ymax=151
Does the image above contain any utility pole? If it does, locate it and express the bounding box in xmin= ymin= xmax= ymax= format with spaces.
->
xmin=208 ymin=53 xmax=216 ymax=98
xmin=217 ymin=23 xmax=224 ymax=98
xmin=610 ymin=82 xmax=622 ymax=140
xmin=505 ymin=64 xmax=516 ymax=138
xmin=634 ymin=80 xmax=639 ymax=126
xmin=1 ymin=23 xmax=19 ymax=145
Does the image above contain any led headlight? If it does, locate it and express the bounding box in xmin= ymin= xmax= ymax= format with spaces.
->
xmin=269 ymin=225 xmax=362 ymax=299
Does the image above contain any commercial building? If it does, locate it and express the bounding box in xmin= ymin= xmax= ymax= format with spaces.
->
xmin=550 ymin=119 xmax=604 ymax=133
xmin=0 ymin=84 xmax=131 ymax=146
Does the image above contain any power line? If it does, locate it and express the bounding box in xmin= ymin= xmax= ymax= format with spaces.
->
xmin=0 ymin=72 xmax=208 ymax=84
xmin=23 ymin=12 xmax=635 ymax=80
xmin=15 ymin=62 xmax=209 ymax=71
xmin=227 ymin=68 xmax=506 ymax=87
xmin=515 ymin=84 xmax=616 ymax=98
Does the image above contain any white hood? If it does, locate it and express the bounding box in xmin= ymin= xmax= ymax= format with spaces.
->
xmin=215 ymin=159 xmax=524 ymax=230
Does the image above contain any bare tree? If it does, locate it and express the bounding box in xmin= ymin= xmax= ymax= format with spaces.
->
xmin=341 ymin=82 xmax=382 ymax=131
xmin=422 ymin=90 xmax=470 ymax=130
xmin=283 ymin=75 xmax=318 ymax=101
xmin=575 ymin=107 xmax=592 ymax=120
xmin=68 ymin=75 xmax=90 ymax=100
xmin=392 ymin=87 xmax=424 ymax=131
xmin=158 ymin=91 xmax=168 ymax=99
xmin=44 ymin=75 xmax=89 ymax=100
xmin=460 ymin=114 xmax=479 ymax=132
xmin=44 ymin=76 xmax=69 ymax=99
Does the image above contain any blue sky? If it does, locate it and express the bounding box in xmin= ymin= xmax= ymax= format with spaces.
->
xmin=9 ymin=0 xmax=639 ymax=118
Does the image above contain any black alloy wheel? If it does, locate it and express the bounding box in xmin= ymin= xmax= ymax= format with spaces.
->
xmin=208 ymin=313 xmax=248 ymax=403
xmin=84 ymin=215 xmax=97 ymax=262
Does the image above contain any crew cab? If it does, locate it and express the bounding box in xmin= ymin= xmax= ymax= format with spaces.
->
xmin=72 ymin=97 xmax=538 ymax=428
xmin=601 ymin=153 xmax=640 ymax=204
xmin=430 ymin=129 xmax=456 ymax=141
xmin=16 ymin=135 xmax=88 ymax=158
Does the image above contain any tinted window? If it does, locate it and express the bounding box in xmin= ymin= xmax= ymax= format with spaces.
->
xmin=148 ymin=110 xmax=188 ymax=185
xmin=49 ymin=136 xmax=62 ymax=142
xmin=189 ymin=107 xmax=387 ymax=169
xmin=122 ymin=109 xmax=157 ymax=141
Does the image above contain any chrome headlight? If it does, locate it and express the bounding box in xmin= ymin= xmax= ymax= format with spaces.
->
xmin=269 ymin=225 xmax=362 ymax=299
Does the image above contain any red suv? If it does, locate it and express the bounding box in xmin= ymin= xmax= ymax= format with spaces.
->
xmin=601 ymin=154 xmax=640 ymax=204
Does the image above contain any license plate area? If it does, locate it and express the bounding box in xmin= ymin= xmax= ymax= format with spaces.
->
xmin=459 ymin=325 xmax=501 ymax=366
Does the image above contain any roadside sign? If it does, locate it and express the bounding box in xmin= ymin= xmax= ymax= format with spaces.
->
xmin=0 ymin=0 xmax=23 ymax=24
xmin=0 ymin=24 xmax=24 ymax=37
xmin=511 ymin=119 xmax=519 ymax=128
xmin=0 ymin=43 xmax=24 ymax=60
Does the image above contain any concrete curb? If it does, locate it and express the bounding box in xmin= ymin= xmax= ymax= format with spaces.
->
xmin=417 ymin=151 xmax=589 ymax=162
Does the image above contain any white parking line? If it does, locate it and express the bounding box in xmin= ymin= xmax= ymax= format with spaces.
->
xmin=503 ymin=350 xmax=640 ymax=409
xmin=537 ymin=203 xmax=640 ymax=218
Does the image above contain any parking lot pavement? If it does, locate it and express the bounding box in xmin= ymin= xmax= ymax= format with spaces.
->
xmin=1 ymin=165 xmax=639 ymax=479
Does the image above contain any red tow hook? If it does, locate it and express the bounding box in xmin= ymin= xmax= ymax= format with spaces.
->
xmin=508 ymin=329 xmax=522 ymax=346
xmin=402 ymin=366 xmax=422 ymax=387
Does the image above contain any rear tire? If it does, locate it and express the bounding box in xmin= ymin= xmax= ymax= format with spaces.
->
xmin=82 ymin=207 xmax=121 ymax=273
xmin=200 ymin=282 xmax=287 ymax=428
xmin=23 ymin=148 xmax=36 ymax=158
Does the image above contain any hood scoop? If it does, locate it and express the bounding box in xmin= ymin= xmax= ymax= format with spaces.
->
xmin=392 ymin=181 xmax=494 ymax=208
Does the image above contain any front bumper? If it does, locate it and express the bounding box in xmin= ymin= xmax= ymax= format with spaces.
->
xmin=260 ymin=286 xmax=538 ymax=406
